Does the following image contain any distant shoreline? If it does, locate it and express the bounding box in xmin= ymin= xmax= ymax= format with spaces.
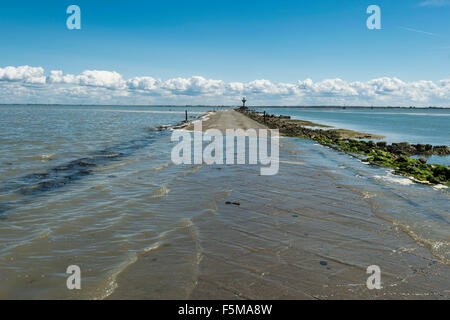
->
xmin=0 ymin=104 xmax=449 ymax=109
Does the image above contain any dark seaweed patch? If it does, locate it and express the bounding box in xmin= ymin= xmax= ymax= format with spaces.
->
xmin=0 ymin=129 xmax=167 ymax=215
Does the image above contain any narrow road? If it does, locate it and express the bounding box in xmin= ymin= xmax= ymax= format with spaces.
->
xmin=185 ymin=110 xmax=268 ymax=133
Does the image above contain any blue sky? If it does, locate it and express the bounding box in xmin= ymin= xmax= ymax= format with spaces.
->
xmin=0 ymin=0 xmax=449 ymax=105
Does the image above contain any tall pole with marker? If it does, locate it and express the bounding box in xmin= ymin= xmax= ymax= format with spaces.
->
xmin=240 ymin=97 xmax=248 ymax=111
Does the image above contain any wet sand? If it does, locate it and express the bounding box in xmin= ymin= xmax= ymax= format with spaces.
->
xmin=108 ymin=110 xmax=449 ymax=300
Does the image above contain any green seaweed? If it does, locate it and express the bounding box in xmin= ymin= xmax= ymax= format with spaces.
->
xmin=338 ymin=140 xmax=449 ymax=186
xmin=298 ymin=128 xmax=450 ymax=186
xmin=238 ymin=109 xmax=450 ymax=187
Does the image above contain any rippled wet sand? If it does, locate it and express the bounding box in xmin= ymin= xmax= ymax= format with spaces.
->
xmin=108 ymin=138 xmax=449 ymax=300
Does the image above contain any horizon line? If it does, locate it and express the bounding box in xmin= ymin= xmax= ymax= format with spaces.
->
xmin=0 ymin=104 xmax=448 ymax=109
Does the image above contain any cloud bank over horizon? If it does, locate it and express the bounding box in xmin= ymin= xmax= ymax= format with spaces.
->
xmin=0 ymin=65 xmax=449 ymax=107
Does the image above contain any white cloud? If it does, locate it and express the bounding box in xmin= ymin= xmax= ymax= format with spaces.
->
xmin=76 ymin=70 xmax=126 ymax=89
xmin=297 ymin=78 xmax=359 ymax=96
xmin=244 ymin=79 xmax=297 ymax=96
xmin=46 ymin=70 xmax=77 ymax=84
xmin=47 ymin=69 xmax=126 ymax=89
xmin=127 ymin=76 xmax=161 ymax=91
xmin=161 ymin=76 xmax=226 ymax=95
xmin=0 ymin=65 xmax=449 ymax=106
xmin=0 ymin=66 xmax=46 ymax=84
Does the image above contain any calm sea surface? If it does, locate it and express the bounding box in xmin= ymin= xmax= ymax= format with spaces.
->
xmin=0 ymin=105 xmax=448 ymax=299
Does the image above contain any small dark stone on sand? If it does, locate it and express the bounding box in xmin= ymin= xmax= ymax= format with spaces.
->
xmin=225 ymin=201 xmax=240 ymax=206
xmin=320 ymin=261 xmax=328 ymax=266
xmin=292 ymin=214 xmax=298 ymax=217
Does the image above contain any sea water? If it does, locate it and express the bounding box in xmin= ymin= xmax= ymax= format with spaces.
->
xmin=0 ymin=105 xmax=448 ymax=299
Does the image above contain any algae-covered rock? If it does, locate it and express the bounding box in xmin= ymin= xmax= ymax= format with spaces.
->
xmin=237 ymin=109 xmax=450 ymax=186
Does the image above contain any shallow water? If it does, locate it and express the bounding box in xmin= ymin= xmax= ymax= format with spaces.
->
xmin=261 ymin=107 xmax=450 ymax=165
xmin=0 ymin=106 xmax=448 ymax=299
